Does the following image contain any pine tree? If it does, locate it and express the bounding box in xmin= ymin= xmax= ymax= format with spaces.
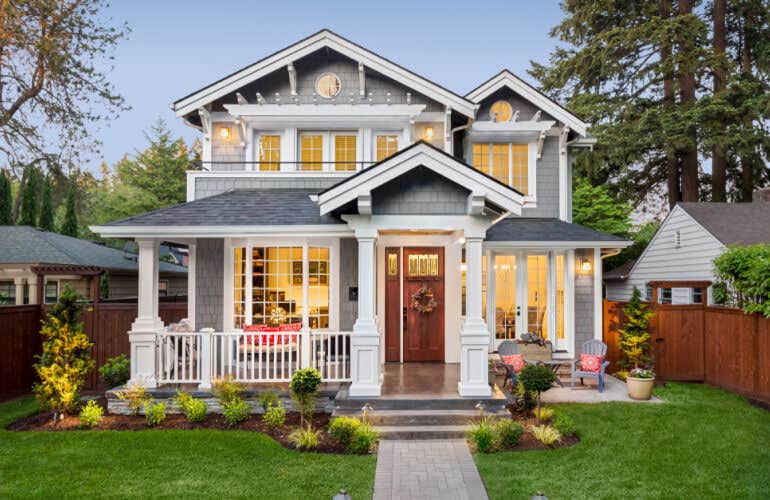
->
xmin=618 ymin=287 xmax=655 ymax=370
xmin=0 ymin=172 xmax=11 ymax=225
xmin=38 ymin=176 xmax=55 ymax=231
xmin=19 ymin=167 xmax=40 ymax=226
xmin=60 ymin=187 xmax=78 ymax=237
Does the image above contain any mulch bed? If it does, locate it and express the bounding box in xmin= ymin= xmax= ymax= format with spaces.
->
xmin=7 ymin=399 xmax=352 ymax=454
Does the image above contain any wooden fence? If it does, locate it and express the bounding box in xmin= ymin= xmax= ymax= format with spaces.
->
xmin=0 ymin=301 xmax=187 ymax=401
xmin=604 ymin=299 xmax=770 ymax=404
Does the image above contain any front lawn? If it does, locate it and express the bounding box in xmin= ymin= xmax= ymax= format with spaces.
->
xmin=0 ymin=398 xmax=375 ymax=499
xmin=475 ymin=383 xmax=770 ymax=499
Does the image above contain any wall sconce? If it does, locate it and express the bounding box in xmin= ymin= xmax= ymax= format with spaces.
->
xmin=423 ymin=126 xmax=434 ymax=141
xmin=219 ymin=127 xmax=230 ymax=140
xmin=581 ymin=259 xmax=592 ymax=272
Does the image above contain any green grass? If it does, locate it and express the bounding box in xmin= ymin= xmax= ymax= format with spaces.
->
xmin=0 ymin=398 xmax=375 ymax=499
xmin=475 ymin=383 xmax=770 ymax=499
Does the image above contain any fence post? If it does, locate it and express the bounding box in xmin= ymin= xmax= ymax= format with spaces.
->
xmin=199 ymin=328 xmax=213 ymax=390
xmin=301 ymin=326 xmax=311 ymax=369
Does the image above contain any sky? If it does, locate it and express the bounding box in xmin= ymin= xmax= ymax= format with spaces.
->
xmin=92 ymin=0 xmax=565 ymax=172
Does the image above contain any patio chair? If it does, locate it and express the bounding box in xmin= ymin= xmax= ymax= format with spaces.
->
xmin=571 ymin=339 xmax=610 ymax=392
xmin=498 ymin=340 xmax=523 ymax=389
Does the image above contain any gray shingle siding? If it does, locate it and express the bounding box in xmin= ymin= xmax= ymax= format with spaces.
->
xmin=574 ymin=249 xmax=594 ymax=349
xmin=475 ymin=87 xmax=555 ymax=123
xmin=196 ymin=239 xmax=224 ymax=331
xmin=194 ymin=177 xmax=340 ymax=200
xmin=371 ymin=166 xmax=470 ymax=215
xmin=521 ymin=137 xmax=559 ymax=218
xmin=339 ymin=238 xmax=358 ymax=330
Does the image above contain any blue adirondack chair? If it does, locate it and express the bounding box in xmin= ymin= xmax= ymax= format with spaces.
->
xmin=571 ymin=340 xmax=610 ymax=392
xmin=498 ymin=340 xmax=522 ymax=389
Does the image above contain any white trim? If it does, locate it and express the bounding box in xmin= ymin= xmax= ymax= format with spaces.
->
xmin=465 ymin=70 xmax=588 ymax=136
xmin=484 ymin=240 xmax=631 ymax=250
xmin=317 ymin=143 xmax=524 ymax=216
xmin=564 ymin=249 xmax=575 ymax=358
xmin=593 ymin=248 xmax=602 ymax=340
xmin=173 ymin=30 xmax=475 ymax=118
xmin=187 ymin=242 xmax=196 ymax=330
xmin=91 ymin=224 xmax=353 ymax=239
xmin=558 ymin=127 xmax=570 ymax=221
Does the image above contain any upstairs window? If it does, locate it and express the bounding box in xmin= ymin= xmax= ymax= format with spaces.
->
xmin=316 ymin=73 xmax=341 ymax=98
xmin=258 ymin=135 xmax=281 ymax=171
xmin=490 ymin=100 xmax=513 ymax=122
xmin=300 ymin=134 xmax=323 ymax=171
xmin=299 ymin=132 xmax=358 ymax=171
xmin=375 ymin=135 xmax=399 ymax=162
xmin=334 ymin=134 xmax=357 ymax=171
xmin=472 ymin=143 xmax=529 ymax=195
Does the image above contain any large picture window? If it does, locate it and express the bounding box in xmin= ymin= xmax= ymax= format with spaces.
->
xmin=472 ymin=143 xmax=530 ymax=195
xmin=375 ymin=135 xmax=398 ymax=162
xmin=300 ymin=134 xmax=323 ymax=171
xmin=334 ymin=135 xmax=357 ymax=171
xmin=232 ymin=244 xmax=330 ymax=330
xmin=258 ymin=135 xmax=281 ymax=171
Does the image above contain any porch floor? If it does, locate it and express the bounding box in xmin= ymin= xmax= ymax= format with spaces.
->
xmin=380 ymin=363 xmax=505 ymax=400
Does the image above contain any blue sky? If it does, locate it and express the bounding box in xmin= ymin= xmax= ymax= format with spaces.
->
xmin=95 ymin=0 xmax=564 ymax=172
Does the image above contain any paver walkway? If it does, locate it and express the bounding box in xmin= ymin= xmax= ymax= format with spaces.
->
xmin=373 ymin=440 xmax=488 ymax=500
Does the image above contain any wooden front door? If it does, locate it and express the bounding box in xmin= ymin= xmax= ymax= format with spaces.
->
xmin=403 ymin=247 xmax=444 ymax=362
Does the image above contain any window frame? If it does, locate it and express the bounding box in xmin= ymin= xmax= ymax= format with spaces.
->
xmin=373 ymin=132 xmax=400 ymax=163
xmin=471 ymin=142 xmax=537 ymax=199
xmin=254 ymin=132 xmax=282 ymax=171
xmin=315 ymin=72 xmax=342 ymax=99
xmin=44 ymin=280 xmax=59 ymax=304
xmin=490 ymin=100 xmax=513 ymax=122
xmin=298 ymin=131 xmax=359 ymax=172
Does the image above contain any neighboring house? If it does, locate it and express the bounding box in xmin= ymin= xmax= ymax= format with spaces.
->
xmin=0 ymin=226 xmax=187 ymax=305
xmin=605 ymin=201 xmax=770 ymax=305
xmin=92 ymin=30 xmax=629 ymax=397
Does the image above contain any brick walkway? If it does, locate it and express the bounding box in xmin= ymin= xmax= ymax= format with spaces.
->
xmin=372 ymin=440 xmax=489 ymax=500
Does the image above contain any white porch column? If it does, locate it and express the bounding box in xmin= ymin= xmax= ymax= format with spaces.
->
xmin=349 ymin=229 xmax=382 ymax=397
xmin=187 ymin=241 xmax=196 ymax=330
xmin=128 ymin=238 xmax=164 ymax=387
xmin=14 ymin=277 xmax=25 ymax=305
xmin=27 ymin=276 xmax=38 ymax=305
xmin=593 ymin=248 xmax=603 ymax=340
xmin=459 ymin=235 xmax=491 ymax=397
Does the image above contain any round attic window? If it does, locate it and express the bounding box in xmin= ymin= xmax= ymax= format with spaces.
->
xmin=316 ymin=73 xmax=341 ymax=98
xmin=490 ymin=100 xmax=513 ymax=122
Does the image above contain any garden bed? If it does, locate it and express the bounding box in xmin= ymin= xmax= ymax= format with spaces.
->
xmin=7 ymin=400 xmax=360 ymax=455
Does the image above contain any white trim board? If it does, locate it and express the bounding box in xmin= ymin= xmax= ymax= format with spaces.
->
xmin=465 ymin=70 xmax=588 ymax=137
xmin=90 ymin=224 xmax=354 ymax=239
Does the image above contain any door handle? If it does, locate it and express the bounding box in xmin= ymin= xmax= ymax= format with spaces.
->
xmin=516 ymin=306 xmax=521 ymax=317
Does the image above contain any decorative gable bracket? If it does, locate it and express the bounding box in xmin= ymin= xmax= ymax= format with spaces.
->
xmin=467 ymin=191 xmax=486 ymax=215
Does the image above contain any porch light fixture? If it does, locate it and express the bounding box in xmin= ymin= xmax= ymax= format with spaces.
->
xmin=219 ymin=127 xmax=230 ymax=140
xmin=581 ymin=259 xmax=591 ymax=272
xmin=423 ymin=126 xmax=434 ymax=141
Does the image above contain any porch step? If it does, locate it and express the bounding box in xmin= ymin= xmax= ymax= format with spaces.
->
xmin=374 ymin=424 xmax=470 ymax=440
xmin=331 ymin=408 xmax=504 ymax=426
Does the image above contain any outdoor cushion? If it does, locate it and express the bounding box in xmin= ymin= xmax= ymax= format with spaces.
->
xmin=501 ymin=354 xmax=526 ymax=373
xmin=243 ymin=324 xmax=283 ymax=345
xmin=279 ymin=322 xmax=301 ymax=342
xmin=580 ymin=353 xmax=604 ymax=372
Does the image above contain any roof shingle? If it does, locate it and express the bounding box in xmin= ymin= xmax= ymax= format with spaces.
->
xmin=677 ymin=202 xmax=770 ymax=246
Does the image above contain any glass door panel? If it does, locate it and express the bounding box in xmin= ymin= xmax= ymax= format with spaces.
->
xmin=526 ymin=255 xmax=548 ymax=338
xmin=493 ymin=255 xmax=517 ymax=340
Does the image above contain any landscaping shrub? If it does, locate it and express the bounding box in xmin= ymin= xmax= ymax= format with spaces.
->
xmin=619 ymin=287 xmax=654 ymax=370
xmin=346 ymin=423 xmax=379 ymax=454
xmin=554 ymin=413 xmax=577 ymax=436
xmin=328 ymin=416 xmax=361 ymax=447
xmin=533 ymin=406 xmax=554 ymax=422
xmin=518 ymin=365 xmax=556 ymax=424
xmin=222 ymin=397 xmax=251 ymax=426
xmin=175 ymin=391 xmax=207 ymax=423
xmin=262 ymin=402 xmax=286 ymax=428
xmin=98 ymin=354 xmax=130 ymax=388
xmin=290 ymin=367 xmax=322 ymax=426
xmin=713 ymin=243 xmax=770 ymax=317
xmin=115 ymin=383 xmax=151 ymax=415
xmin=212 ymin=375 xmax=245 ymax=404
xmin=466 ymin=417 xmax=496 ymax=453
xmin=257 ymin=387 xmax=280 ymax=412
xmin=289 ymin=425 xmax=320 ymax=450
xmin=79 ymin=400 xmax=103 ymax=428
xmin=33 ymin=287 xmax=95 ymax=421
xmin=530 ymin=424 xmax=562 ymax=446
xmin=513 ymin=379 xmax=537 ymax=413
xmin=494 ymin=419 xmax=524 ymax=448
xmin=145 ymin=401 xmax=166 ymax=427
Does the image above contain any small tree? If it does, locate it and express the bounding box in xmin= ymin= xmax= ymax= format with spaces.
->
xmin=618 ymin=287 xmax=654 ymax=370
xmin=33 ymin=286 xmax=95 ymax=422
xmin=517 ymin=365 xmax=556 ymax=425
xmin=713 ymin=244 xmax=770 ymax=318
xmin=60 ymin=187 xmax=78 ymax=237
xmin=0 ymin=172 xmax=11 ymax=225
xmin=38 ymin=176 xmax=55 ymax=231
xmin=19 ymin=167 xmax=39 ymax=226
xmin=290 ymin=367 xmax=322 ymax=427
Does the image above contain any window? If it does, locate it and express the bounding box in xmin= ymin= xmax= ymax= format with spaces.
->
xmin=659 ymin=287 xmax=672 ymax=304
xmin=158 ymin=280 xmax=169 ymax=297
xmin=692 ymin=287 xmax=704 ymax=304
xmin=232 ymin=245 xmax=330 ymax=330
xmin=472 ymin=143 xmax=530 ymax=195
xmin=316 ymin=73 xmax=341 ymax=98
xmin=490 ymin=100 xmax=513 ymax=122
xmin=555 ymin=254 xmax=565 ymax=341
xmin=257 ymin=135 xmax=281 ymax=171
xmin=493 ymin=255 xmax=517 ymax=340
xmin=300 ymin=134 xmax=323 ymax=171
xmin=645 ymin=285 xmax=653 ymax=302
xmin=44 ymin=281 xmax=58 ymax=304
xmin=334 ymin=135 xmax=357 ymax=171
xmin=407 ymin=254 xmax=439 ymax=277
xmin=0 ymin=281 xmax=14 ymax=305
xmin=375 ymin=135 xmax=398 ymax=162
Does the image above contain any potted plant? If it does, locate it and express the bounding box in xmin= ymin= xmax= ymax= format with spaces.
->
xmin=518 ymin=332 xmax=553 ymax=361
xmin=619 ymin=287 xmax=655 ymax=400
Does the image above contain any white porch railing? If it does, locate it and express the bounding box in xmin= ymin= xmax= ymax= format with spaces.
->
xmin=156 ymin=329 xmax=352 ymax=385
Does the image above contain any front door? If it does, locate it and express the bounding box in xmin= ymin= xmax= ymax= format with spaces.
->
xmin=403 ymin=247 xmax=444 ymax=361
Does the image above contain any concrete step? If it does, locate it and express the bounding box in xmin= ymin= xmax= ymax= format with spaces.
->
xmin=375 ymin=424 xmax=470 ymax=440
xmin=334 ymin=397 xmax=507 ymax=411
xmin=331 ymin=408 xmax=504 ymax=426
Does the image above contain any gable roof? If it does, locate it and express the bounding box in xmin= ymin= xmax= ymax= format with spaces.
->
xmin=603 ymin=258 xmax=637 ymax=281
xmin=0 ymin=226 xmax=187 ymax=275
xmin=485 ymin=217 xmax=629 ymax=246
xmin=465 ymin=70 xmax=589 ymax=136
xmin=173 ymin=29 xmax=476 ymax=118
xmin=316 ymin=141 xmax=525 ymax=216
xmin=677 ymin=202 xmax=770 ymax=246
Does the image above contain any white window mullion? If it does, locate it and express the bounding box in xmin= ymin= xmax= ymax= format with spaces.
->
xmin=508 ymin=143 xmax=513 ymax=187
xmin=302 ymin=243 xmax=309 ymax=328
xmin=246 ymin=243 xmax=253 ymax=329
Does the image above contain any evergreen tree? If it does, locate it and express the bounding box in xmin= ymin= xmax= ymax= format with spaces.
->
xmin=60 ymin=187 xmax=78 ymax=237
xmin=618 ymin=287 xmax=655 ymax=371
xmin=572 ymin=179 xmax=632 ymax=236
xmin=0 ymin=172 xmax=11 ymax=225
xmin=38 ymin=176 xmax=55 ymax=231
xmin=19 ymin=167 xmax=40 ymax=226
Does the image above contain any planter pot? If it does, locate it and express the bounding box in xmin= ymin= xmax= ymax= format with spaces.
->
xmin=520 ymin=342 xmax=553 ymax=362
xmin=626 ymin=376 xmax=655 ymax=400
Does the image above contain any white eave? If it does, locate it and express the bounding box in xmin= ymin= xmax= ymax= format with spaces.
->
xmin=316 ymin=142 xmax=525 ymax=216
xmin=223 ymin=103 xmax=426 ymax=127
xmin=89 ymin=224 xmax=353 ymax=239
xmin=173 ymin=29 xmax=476 ymax=118
xmin=466 ymin=70 xmax=589 ymax=137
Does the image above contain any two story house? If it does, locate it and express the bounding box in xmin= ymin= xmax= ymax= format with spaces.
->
xmin=93 ymin=30 xmax=628 ymax=398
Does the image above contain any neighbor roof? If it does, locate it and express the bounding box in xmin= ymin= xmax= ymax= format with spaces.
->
xmin=485 ymin=217 xmax=628 ymax=244
xmin=603 ymin=258 xmax=637 ymax=281
xmin=0 ymin=226 xmax=187 ymax=274
xmin=678 ymin=202 xmax=770 ymax=246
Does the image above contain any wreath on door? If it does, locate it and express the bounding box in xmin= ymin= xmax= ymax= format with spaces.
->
xmin=411 ymin=285 xmax=438 ymax=314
